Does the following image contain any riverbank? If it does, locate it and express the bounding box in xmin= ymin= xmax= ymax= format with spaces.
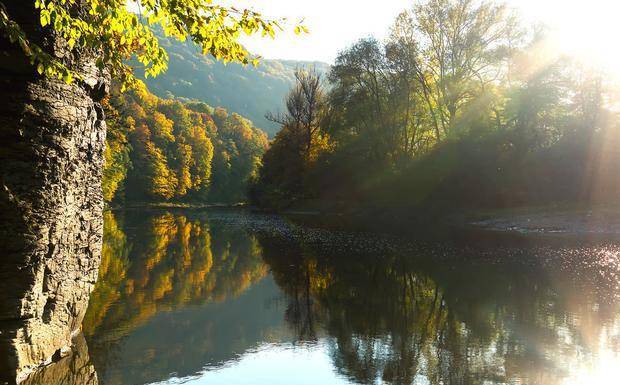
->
xmin=270 ymin=201 xmax=620 ymax=239
xmin=107 ymin=201 xmax=248 ymax=210
xmin=109 ymin=200 xmax=620 ymax=239
xmin=465 ymin=205 xmax=620 ymax=237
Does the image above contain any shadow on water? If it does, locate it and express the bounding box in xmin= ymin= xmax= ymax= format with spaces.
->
xmin=18 ymin=208 xmax=620 ymax=385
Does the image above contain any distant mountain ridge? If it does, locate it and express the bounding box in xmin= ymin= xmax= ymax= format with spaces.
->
xmin=141 ymin=37 xmax=331 ymax=136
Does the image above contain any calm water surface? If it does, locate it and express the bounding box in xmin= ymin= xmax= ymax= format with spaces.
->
xmin=75 ymin=209 xmax=620 ymax=385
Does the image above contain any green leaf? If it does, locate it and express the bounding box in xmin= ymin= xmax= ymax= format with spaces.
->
xmin=40 ymin=10 xmax=50 ymax=27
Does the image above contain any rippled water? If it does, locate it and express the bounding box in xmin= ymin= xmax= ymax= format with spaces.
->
xmin=42 ymin=209 xmax=620 ymax=384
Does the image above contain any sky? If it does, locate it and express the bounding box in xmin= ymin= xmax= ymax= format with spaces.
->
xmin=232 ymin=0 xmax=620 ymax=68
xmin=232 ymin=0 xmax=412 ymax=63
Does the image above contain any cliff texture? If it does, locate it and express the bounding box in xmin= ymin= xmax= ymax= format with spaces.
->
xmin=0 ymin=1 xmax=107 ymax=383
xmin=19 ymin=334 xmax=98 ymax=385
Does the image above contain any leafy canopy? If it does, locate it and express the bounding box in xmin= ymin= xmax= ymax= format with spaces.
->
xmin=0 ymin=0 xmax=306 ymax=87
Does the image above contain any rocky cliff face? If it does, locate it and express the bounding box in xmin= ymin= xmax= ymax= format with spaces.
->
xmin=0 ymin=2 xmax=107 ymax=383
xmin=19 ymin=334 xmax=98 ymax=385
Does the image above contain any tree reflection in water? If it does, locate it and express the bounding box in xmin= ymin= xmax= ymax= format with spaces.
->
xmin=84 ymin=210 xmax=267 ymax=339
xmin=17 ymin=210 xmax=620 ymax=385
xmin=82 ymin=209 xmax=271 ymax=385
xmin=260 ymin=231 xmax=620 ymax=385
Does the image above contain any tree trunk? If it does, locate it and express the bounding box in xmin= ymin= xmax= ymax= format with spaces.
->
xmin=0 ymin=1 xmax=107 ymax=383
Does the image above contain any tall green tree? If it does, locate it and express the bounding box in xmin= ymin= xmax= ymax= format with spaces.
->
xmin=408 ymin=0 xmax=518 ymax=135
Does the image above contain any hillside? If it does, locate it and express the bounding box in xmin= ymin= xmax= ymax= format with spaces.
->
xmin=103 ymin=81 xmax=269 ymax=205
xmin=141 ymin=38 xmax=330 ymax=136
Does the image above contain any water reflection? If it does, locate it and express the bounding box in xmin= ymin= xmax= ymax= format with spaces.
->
xmin=262 ymin=233 xmax=620 ymax=385
xmin=20 ymin=335 xmax=98 ymax=385
xmin=17 ymin=209 xmax=620 ymax=385
xmin=84 ymin=211 xmax=268 ymax=337
xmin=82 ymin=210 xmax=277 ymax=385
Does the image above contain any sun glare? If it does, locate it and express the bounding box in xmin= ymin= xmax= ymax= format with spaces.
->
xmin=563 ymin=346 xmax=620 ymax=385
xmin=560 ymin=319 xmax=620 ymax=385
xmin=517 ymin=0 xmax=620 ymax=77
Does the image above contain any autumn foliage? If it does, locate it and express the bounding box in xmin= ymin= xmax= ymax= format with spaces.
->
xmin=103 ymin=81 xmax=268 ymax=204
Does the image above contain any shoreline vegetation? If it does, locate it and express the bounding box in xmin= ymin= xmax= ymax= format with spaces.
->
xmin=97 ymin=0 xmax=620 ymax=239
xmin=247 ymin=0 xmax=620 ymax=226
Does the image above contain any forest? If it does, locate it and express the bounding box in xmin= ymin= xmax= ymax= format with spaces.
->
xmin=101 ymin=0 xmax=620 ymax=215
xmin=250 ymin=0 xmax=620 ymax=215
xmin=103 ymin=81 xmax=268 ymax=205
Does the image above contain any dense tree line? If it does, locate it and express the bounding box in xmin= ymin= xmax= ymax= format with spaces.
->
xmin=103 ymin=81 xmax=268 ymax=204
xmin=251 ymin=0 xmax=620 ymax=212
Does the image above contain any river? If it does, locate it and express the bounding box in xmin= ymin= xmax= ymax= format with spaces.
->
xmin=33 ymin=208 xmax=620 ymax=385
